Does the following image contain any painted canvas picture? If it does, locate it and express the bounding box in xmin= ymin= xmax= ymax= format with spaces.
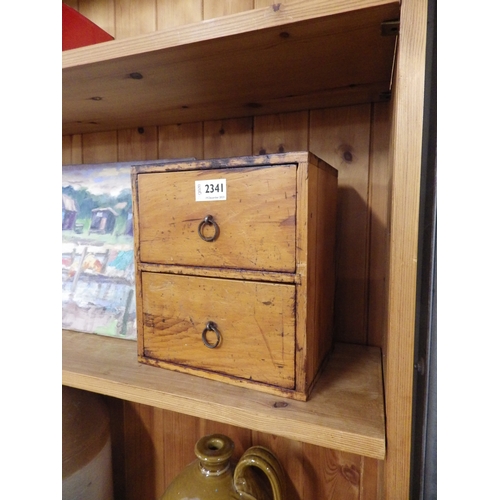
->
xmin=62 ymin=162 xmax=138 ymax=339
xmin=62 ymin=159 xmax=193 ymax=339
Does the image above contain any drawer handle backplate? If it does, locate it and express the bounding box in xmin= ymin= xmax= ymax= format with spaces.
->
xmin=198 ymin=215 xmax=220 ymax=242
xmin=202 ymin=321 xmax=222 ymax=349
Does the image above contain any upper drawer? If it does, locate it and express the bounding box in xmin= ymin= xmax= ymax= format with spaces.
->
xmin=136 ymin=165 xmax=296 ymax=272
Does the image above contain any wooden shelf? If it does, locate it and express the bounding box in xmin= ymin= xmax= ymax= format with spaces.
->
xmin=62 ymin=329 xmax=386 ymax=459
xmin=62 ymin=0 xmax=399 ymax=135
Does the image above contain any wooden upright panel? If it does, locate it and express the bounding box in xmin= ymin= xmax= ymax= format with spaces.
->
xmin=157 ymin=0 xmax=203 ymax=29
xmin=62 ymin=134 xmax=83 ymax=165
xmin=253 ymin=433 xmax=366 ymax=500
xmin=118 ymin=127 xmax=158 ymax=162
xmin=203 ymin=0 xmax=254 ymax=19
xmin=253 ymin=111 xmax=309 ymax=155
xmin=203 ymin=118 xmax=253 ymax=159
xmin=62 ymin=135 xmax=72 ymax=165
xmin=78 ymin=0 xmax=116 ymax=38
xmin=383 ymin=0 xmax=428 ymax=497
xmin=307 ymin=158 xmax=338 ymax=384
xmin=367 ymin=102 xmax=392 ymax=348
xmin=254 ymin=0 xmax=274 ymax=7
xmin=115 ymin=0 xmax=156 ymax=38
xmin=158 ymin=122 xmax=203 ymax=160
xmin=310 ymin=105 xmax=372 ymax=344
xmin=81 ymin=131 xmax=118 ymax=164
xmin=121 ymin=401 xmax=158 ymax=500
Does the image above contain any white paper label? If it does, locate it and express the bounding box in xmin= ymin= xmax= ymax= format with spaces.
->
xmin=195 ymin=179 xmax=227 ymax=201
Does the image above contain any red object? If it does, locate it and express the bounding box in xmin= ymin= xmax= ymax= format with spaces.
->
xmin=62 ymin=4 xmax=114 ymax=51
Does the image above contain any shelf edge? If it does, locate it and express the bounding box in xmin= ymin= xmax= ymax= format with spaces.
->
xmin=62 ymin=330 xmax=385 ymax=459
xmin=62 ymin=369 xmax=384 ymax=459
xmin=62 ymin=0 xmax=399 ymax=69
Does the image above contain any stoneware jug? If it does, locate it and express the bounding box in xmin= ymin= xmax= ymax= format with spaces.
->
xmin=160 ymin=433 xmax=285 ymax=500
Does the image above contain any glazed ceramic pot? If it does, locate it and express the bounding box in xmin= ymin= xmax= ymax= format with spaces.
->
xmin=160 ymin=434 xmax=285 ymax=500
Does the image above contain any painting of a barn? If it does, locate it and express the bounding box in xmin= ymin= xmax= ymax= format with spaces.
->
xmin=62 ymin=162 xmax=136 ymax=339
xmin=62 ymin=194 xmax=78 ymax=231
xmin=62 ymin=158 xmax=192 ymax=340
xmin=89 ymin=207 xmax=118 ymax=234
xmin=124 ymin=211 xmax=134 ymax=236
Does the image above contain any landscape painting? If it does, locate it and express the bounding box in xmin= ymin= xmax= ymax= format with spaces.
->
xmin=62 ymin=158 xmax=194 ymax=339
xmin=62 ymin=162 xmax=138 ymax=339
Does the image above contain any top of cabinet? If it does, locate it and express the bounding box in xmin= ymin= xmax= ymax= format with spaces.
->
xmin=62 ymin=0 xmax=399 ymax=136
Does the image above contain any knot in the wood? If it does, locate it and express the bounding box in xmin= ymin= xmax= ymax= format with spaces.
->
xmin=343 ymin=151 xmax=353 ymax=162
xmin=273 ymin=401 xmax=288 ymax=408
xmin=340 ymin=464 xmax=360 ymax=486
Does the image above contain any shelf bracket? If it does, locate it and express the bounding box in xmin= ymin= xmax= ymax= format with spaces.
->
xmin=381 ymin=19 xmax=400 ymax=36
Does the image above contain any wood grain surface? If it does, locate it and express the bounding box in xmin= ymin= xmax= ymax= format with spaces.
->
xmin=62 ymin=0 xmax=399 ymax=135
xmin=141 ymin=272 xmax=296 ymax=387
xmin=63 ymin=330 xmax=386 ymax=459
xmin=136 ymin=165 xmax=297 ymax=271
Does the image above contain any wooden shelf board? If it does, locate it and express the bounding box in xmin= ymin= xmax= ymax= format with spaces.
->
xmin=62 ymin=329 xmax=386 ymax=459
xmin=62 ymin=0 xmax=399 ymax=135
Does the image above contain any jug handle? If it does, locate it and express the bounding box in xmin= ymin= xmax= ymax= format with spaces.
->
xmin=233 ymin=445 xmax=286 ymax=500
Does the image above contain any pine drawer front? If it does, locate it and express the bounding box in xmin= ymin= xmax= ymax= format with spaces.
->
xmin=140 ymin=272 xmax=296 ymax=388
xmin=136 ymin=165 xmax=296 ymax=272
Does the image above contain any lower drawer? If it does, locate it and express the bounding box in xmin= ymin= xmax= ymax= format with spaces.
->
xmin=140 ymin=272 xmax=296 ymax=388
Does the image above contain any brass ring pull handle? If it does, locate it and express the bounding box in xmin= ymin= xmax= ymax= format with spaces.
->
xmin=197 ymin=215 xmax=220 ymax=242
xmin=201 ymin=321 xmax=221 ymax=349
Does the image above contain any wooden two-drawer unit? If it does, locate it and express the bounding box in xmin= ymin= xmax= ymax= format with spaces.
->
xmin=131 ymin=151 xmax=338 ymax=401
